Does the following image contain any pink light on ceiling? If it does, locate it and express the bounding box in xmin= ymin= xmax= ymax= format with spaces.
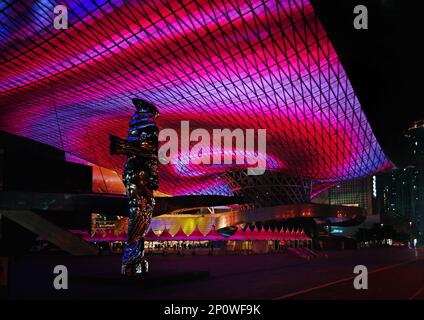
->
xmin=0 ymin=0 xmax=391 ymax=196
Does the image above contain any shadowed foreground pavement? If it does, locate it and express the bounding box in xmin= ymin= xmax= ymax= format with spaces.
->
xmin=3 ymin=248 xmax=423 ymax=300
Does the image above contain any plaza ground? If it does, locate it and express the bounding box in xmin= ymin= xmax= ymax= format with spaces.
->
xmin=2 ymin=248 xmax=423 ymax=300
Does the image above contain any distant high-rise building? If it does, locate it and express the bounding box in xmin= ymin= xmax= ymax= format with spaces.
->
xmin=377 ymin=120 xmax=423 ymax=233
xmin=405 ymin=120 xmax=424 ymax=232
xmin=406 ymin=120 xmax=424 ymax=165
xmin=377 ymin=167 xmax=420 ymax=225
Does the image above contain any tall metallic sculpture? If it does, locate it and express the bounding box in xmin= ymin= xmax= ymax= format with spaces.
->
xmin=109 ymin=98 xmax=159 ymax=276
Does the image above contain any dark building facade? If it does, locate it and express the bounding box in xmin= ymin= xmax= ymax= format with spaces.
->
xmin=312 ymin=176 xmax=375 ymax=216
xmin=0 ymin=131 xmax=93 ymax=254
xmin=406 ymin=121 xmax=424 ymax=230
xmin=328 ymin=177 xmax=375 ymax=216
xmin=377 ymin=120 xmax=423 ymax=235
xmin=377 ymin=167 xmax=420 ymax=225
xmin=0 ymin=131 xmax=92 ymax=194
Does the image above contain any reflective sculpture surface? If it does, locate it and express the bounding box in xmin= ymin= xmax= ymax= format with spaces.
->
xmin=109 ymin=98 xmax=159 ymax=276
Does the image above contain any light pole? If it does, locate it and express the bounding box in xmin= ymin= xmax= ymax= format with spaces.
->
xmin=409 ymin=221 xmax=414 ymax=248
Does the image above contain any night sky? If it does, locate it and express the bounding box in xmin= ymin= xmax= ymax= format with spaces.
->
xmin=312 ymin=0 xmax=423 ymax=167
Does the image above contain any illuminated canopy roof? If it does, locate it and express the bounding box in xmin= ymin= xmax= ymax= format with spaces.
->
xmin=0 ymin=0 xmax=391 ymax=196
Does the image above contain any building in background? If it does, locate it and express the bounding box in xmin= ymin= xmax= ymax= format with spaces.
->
xmin=406 ymin=120 xmax=424 ymax=164
xmin=377 ymin=120 xmax=423 ymax=239
xmin=406 ymin=120 xmax=424 ymax=233
xmin=312 ymin=176 xmax=375 ymax=216
xmin=310 ymin=176 xmax=378 ymax=240
xmin=377 ymin=167 xmax=420 ymax=227
xmin=328 ymin=177 xmax=375 ymax=216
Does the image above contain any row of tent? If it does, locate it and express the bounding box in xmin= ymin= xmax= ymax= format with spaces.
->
xmin=144 ymin=226 xmax=311 ymax=241
xmin=72 ymin=226 xmax=311 ymax=242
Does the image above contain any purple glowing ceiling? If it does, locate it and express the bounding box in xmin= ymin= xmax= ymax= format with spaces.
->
xmin=0 ymin=0 xmax=392 ymax=196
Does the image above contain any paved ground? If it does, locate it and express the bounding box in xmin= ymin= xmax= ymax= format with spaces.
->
xmin=280 ymin=258 xmax=424 ymax=300
xmin=2 ymin=248 xmax=423 ymax=300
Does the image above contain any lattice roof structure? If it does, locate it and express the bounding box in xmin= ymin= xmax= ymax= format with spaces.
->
xmin=0 ymin=0 xmax=392 ymax=196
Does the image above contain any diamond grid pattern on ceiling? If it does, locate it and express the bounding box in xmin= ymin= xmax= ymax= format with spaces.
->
xmin=0 ymin=0 xmax=392 ymax=195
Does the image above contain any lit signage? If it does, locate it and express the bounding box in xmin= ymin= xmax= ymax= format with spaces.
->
xmin=331 ymin=227 xmax=344 ymax=234
xmin=373 ymin=175 xmax=377 ymax=198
